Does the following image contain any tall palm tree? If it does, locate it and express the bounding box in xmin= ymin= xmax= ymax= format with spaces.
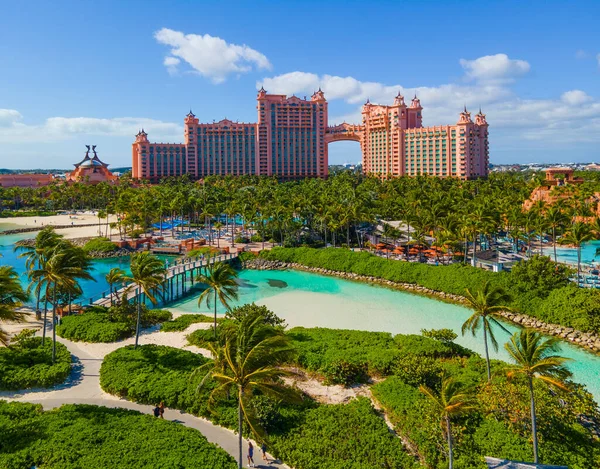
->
xmin=31 ymin=241 xmax=94 ymax=361
xmin=419 ymin=377 xmax=475 ymax=469
xmin=125 ymin=252 xmax=166 ymax=348
xmin=0 ymin=266 xmax=29 ymax=346
xmin=193 ymin=306 xmax=298 ymax=469
xmin=504 ymin=329 xmax=572 ymax=464
xmin=196 ymin=262 xmax=239 ymax=338
xmin=105 ymin=267 xmax=126 ymax=306
xmin=544 ymin=205 xmax=568 ymax=262
xmin=16 ymin=227 xmax=62 ymax=338
xmin=559 ymin=221 xmax=594 ymax=285
xmin=462 ymin=281 xmax=512 ymax=382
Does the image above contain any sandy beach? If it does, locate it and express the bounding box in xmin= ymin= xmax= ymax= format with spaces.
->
xmin=0 ymin=212 xmax=119 ymax=239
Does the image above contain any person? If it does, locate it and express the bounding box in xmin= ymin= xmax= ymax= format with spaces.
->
xmin=261 ymin=442 xmax=269 ymax=464
xmin=247 ymin=441 xmax=255 ymax=467
xmin=153 ymin=405 xmax=160 ymax=418
xmin=159 ymin=401 xmax=165 ymax=419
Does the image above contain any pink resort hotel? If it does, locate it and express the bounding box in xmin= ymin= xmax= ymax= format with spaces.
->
xmin=132 ymin=89 xmax=489 ymax=182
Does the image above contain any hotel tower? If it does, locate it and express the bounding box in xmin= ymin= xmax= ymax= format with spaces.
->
xmin=132 ymin=89 xmax=488 ymax=181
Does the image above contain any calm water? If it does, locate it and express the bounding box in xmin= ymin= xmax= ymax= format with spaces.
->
xmin=2 ymin=224 xmax=599 ymax=401
xmin=555 ymin=240 xmax=600 ymax=267
xmin=170 ymin=269 xmax=600 ymax=401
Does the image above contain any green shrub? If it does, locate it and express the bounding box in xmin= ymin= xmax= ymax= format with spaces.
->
xmin=271 ymin=397 xmax=418 ymax=469
xmin=57 ymin=307 xmax=171 ymax=343
xmin=57 ymin=313 xmax=132 ymax=342
xmin=99 ymin=345 xmax=235 ymax=428
xmin=161 ymin=314 xmax=215 ymax=332
xmin=286 ymin=327 xmax=400 ymax=382
xmin=0 ymin=401 xmax=237 ymax=469
xmin=187 ymin=327 xmax=218 ymax=347
xmin=0 ymin=337 xmax=71 ymax=390
xmin=82 ymin=237 xmax=117 ymax=254
xmin=250 ymin=234 xmax=262 ymax=243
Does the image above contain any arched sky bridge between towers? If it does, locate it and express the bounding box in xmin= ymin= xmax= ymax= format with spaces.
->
xmin=325 ymin=123 xmax=364 ymax=143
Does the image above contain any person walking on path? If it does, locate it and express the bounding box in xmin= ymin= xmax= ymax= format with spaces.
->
xmin=159 ymin=401 xmax=165 ymax=419
xmin=247 ymin=441 xmax=255 ymax=467
xmin=153 ymin=405 xmax=160 ymax=418
xmin=261 ymin=442 xmax=269 ymax=464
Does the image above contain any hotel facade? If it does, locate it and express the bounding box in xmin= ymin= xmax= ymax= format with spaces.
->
xmin=132 ymin=89 xmax=488 ymax=181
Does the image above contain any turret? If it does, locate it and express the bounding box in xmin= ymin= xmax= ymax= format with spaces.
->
xmin=394 ymin=92 xmax=405 ymax=107
xmin=311 ymin=87 xmax=326 ymax=102
xmin=457 ymin=106 xmax=473 ymax=124
xmin=409 ymin=94 xmax=422 ymax=109
xmin=135 ymin=129 xmax=149 ymax=143
xmin=475 ymin=108 xmax=488 ymax=126
xmin=257 ymin=86 xmax=267 ymax=99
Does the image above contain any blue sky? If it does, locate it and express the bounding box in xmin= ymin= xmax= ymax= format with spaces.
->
xmin=1 ymin=0 xmax=599 ymax=169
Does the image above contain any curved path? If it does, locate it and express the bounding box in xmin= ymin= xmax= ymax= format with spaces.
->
xmin=1 ymin=332 xmax=289 ymax=469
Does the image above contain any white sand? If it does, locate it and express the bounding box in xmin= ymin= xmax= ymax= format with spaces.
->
xmin=283 ymin=369 xmax=372 ymax=405
xmin=1 ymin=213 xmax=118 ymax=239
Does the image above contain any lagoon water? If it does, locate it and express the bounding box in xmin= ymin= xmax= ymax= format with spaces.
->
xmin=170 ymin=268 xmax=600 ymax=401
xmin=2 ymin=226 xmax=599 ymax=401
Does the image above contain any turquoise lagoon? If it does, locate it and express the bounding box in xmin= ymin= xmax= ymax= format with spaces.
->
xmin=2 ymin=226 xmax=600 ymax=401
xmin=170 ymin=268 xmax=600 ymax=401
xmin=554 ymin=240 xmax=600 ymax=267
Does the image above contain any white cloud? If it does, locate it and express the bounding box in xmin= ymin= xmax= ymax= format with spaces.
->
xmin=561 ymin=90 xmax=593 ymax=105
xmin=459 ymin=53 xmax=530 ymax=83
xmin=575 ymin=50 xmax=588 ymax=59
xmin=0 ymin=113 xmax=182 ymax=144
xmin=163 ymin=56 xmax=181 ymax=75
xmin=0 ymin=109 xmax=22 ymax=128
xmin=155 ymin=28 xmax=271 ymax=83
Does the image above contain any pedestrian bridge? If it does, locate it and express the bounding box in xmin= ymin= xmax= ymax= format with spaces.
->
xmin=325 ymin=123 xmax=363 ymax=143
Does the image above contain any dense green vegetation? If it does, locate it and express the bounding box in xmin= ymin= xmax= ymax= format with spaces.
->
xmin=57 ymin=304 xmax=172 ymax=343
xmin=99 ymin=343 xmax=420 ymax=469
xmin=82 ymin=237 xmax=117 ymax=254
xmin=160 ymin=313 xmax=217 ymax=332
xmin=270 ymin=397 xmax=419 ymax=469
xmin=0 ymin=332 xmax=71 ymax=390
xmin=0 ymin=401 xmax=237 ymax=469
xmin=261 ymin=247 xmax=600 ymax=334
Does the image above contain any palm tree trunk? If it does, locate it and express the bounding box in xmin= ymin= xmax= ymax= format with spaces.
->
xmin=42 ymin=296 xmax=48 ymax=345
xmin=213 ymin=290 xmax=218 ymax=339
xmin=238 ymin=389 xmax=243 ymax=469
xmin=472 ymin=234 xmax=477 ymax=267
xmin=134 ymin=295 xmax=141 ymax=349
xmin=528 ymin=376 xmax=539 ymax=464
xmin=553 ymin=226 xmax=557 ymax=263
xmin=483 ymin=322 xmax=491 ymax=382
xmin=446 ymin=415 xmax=454 ymax=469
xmin=577 ymin=246 xmax=582 ymax=286
xmin=52 ymin=283 xmax=57 ymax=363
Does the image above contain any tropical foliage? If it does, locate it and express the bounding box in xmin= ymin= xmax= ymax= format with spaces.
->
xmin=0 ymin=401 xmax=237 ymax=469
xmin=57 ymin=304 xmax=171 ymax=343
xmin=160 ymin=313 xmax=218 ymax=332
xmin=0 ymin=330 xmax=70 ymax=390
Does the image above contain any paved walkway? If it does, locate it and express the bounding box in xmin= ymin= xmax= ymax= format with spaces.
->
xmin=2 ymin=333 xmax=289 ymax=469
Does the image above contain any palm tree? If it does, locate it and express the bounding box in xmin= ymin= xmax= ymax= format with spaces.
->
xmin=504 ymin=329 xmax=572 ymax=464
xmin=559 ymin=221 xmax=594 ymax=285
xmin=16 ymin=227 xmax=62 ymax=338
xmin=196 ymin=262 xmax=239 ymax=338
xmin=419 ymin=377 xmax=475 ymax=469
xmin=105 ymin=267 xmax=126 ymax=306
xmin=31 ymin=241 xmax=94 ymax=361
xmin=462 ymin=281 xmax=512 ymax=382
xmin=0 ymin=266 xmax=29 ymax=345
xmin=125 ymin=252 xmax=166 ymax=348
xmin=193 ymin=306 xmax=298 ymax=469
xmin=544 ymin=205 xmax=567 ymax=262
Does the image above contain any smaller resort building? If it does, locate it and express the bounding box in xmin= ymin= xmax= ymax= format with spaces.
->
xmin=67 ymin=145 xmax=118 ymax=184
xmin=0 ymin=174 xmax=54 ymax=188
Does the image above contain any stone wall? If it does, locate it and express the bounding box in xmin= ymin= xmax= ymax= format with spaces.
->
xmin=246 ymin=258 xmax=600 ymax=355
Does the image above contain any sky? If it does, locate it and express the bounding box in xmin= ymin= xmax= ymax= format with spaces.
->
xmin=0 ymin=0 xmax=599 ymax=169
